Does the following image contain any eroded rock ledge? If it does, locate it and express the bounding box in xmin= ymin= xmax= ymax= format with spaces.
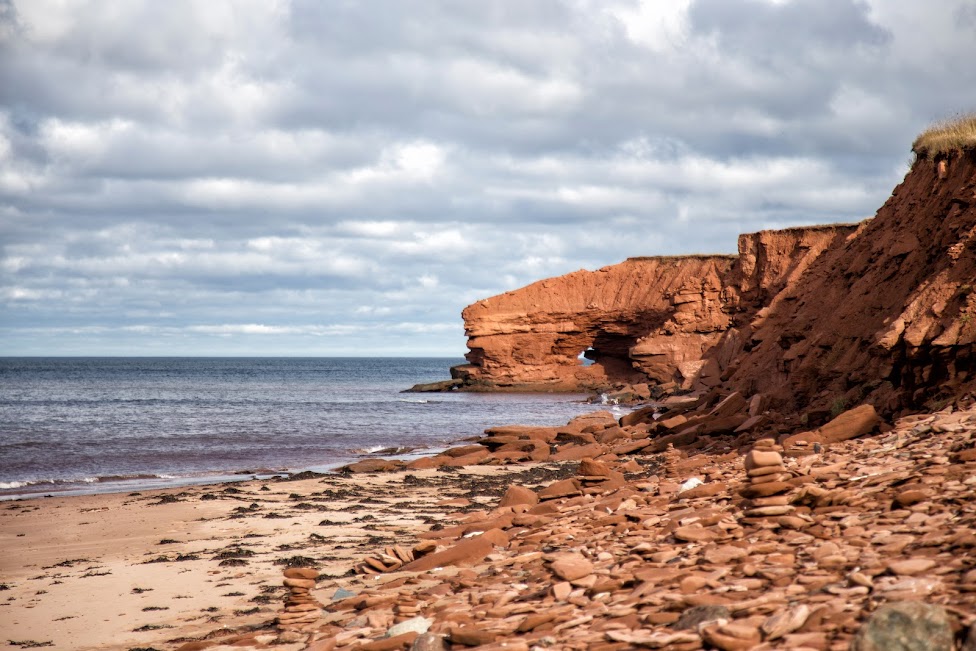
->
xmin=450 ymin=150 xmax=976 ymax=417
xmin=452 ymin=225 xmax=856 ymax=394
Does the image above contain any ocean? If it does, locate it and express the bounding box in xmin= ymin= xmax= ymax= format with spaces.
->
xmin=0 ymin=357 xmax=617 ymax=499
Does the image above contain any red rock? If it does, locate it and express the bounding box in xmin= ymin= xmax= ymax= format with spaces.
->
xmin=406 ymin=456 xmax=444 ymax=470
xmin=578 ymin=458 xmax=611 ymax=477
xmin=709 ymin=392 xmax=747 ymax=419
xmin=679 ymin=482 xmax=727 ymax=499
xmin=538 ymin=478 xmax=582 ymax=500
xmin=739 ymin=481 xmax=793 ymax=498
xmin=816 ymin=404 xmax=880 ymax=443
xmin=400 ymin=536 xmax=494 ymax=572
xmin=550 ymin=443 xmax=605 ymax=461
xmin=444 ymin=449 xmax=490 ymax=466
xmin=498 ymin=485 xmax=539 ymax=507
xmin=283 ymin=568 xmax=319 ymax=580
xmin=673 ymin=524 xmax=719 ymax=542
xmin=357 ymin=632 xmax=419 ymax=651
xmin=450 ymin=627 xmax=497 ymax=646
xmin=341 ymin=459 xmax=405 ymax=473
xmin=744 ymin=449 xmax=783 ymax=470
xmin=440 ymin=444 xmax=488 ymax=458
xmin=549 ymin=554 xmax=594 ymax=581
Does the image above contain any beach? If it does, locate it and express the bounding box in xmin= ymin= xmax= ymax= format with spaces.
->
xmin=4 ymin=402 xmax=976 ymax=650
xmin=1 ymin=463 xmax=547 ymax=650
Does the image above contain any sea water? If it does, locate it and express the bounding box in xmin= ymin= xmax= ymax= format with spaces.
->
xmin=0 ymin=357 xmax=616 ymax=499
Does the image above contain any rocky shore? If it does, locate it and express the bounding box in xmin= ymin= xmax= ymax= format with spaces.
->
xmin=4 ymin=390 xmax=976 ymax=650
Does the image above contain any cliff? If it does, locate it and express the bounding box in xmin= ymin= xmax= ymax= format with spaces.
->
xmin=727 ymin=150 xmax=976 ymax=415
xmin=456 ymin=224 xmax=856 ymax=392
xmin=455 ymin=121 xmax=976 ymax=416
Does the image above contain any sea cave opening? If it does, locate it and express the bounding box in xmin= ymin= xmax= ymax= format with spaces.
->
xmin=578 ymin=347 xmax=598 ymax=366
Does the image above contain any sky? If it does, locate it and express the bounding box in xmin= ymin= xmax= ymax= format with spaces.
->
xmin=1 ymin=0 xmax=975 ymax=357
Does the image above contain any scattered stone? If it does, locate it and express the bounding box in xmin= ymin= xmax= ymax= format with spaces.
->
xmin=850 ymin=602 xmax=953 ymax=651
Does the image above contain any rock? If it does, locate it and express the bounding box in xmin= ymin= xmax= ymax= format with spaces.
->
xmin=538 ymin=478 xmax=582 ymax=500
xmin=744 ymin=449 xmax=784 ymax=470
xmin=578 ymin=457 xmax=611 ymax=477
xmin=703 ymin=545 xmax=748 ymax=564
xmin=359 ymin=632 xmax=420 ymax=651
xmin=673 ymin=524 xmax=719 ymax=542
xmin=410 ymin=634 xmax=448 ymax=651
xmin=450 ymin=627 xmax=497 ymax=646
xmin=886 ymin=558 xmax=937 ymax=576
xmin=674 ymin=604 xmax=731 ymax=630
xmin=549 ymin=554 xmax=593 ymax=581
xmin=498 ymin=485 xmax=538 ymax=507
xmin=762 ymin=605 xmax=810 ymax=640
xmin=341 ymin=459 xmax=405 ymax=473
xmin=816 ymin=404 xmax=880 ymax=443
xmin=851 ymin=602 xmax=953 ymax=651
xmin=460 ymin=225 xmax=850 ymax=391
xmin=387 ymin=617 xmax=433 ymax=637
xmin=283 ymin=568 xmax=319 ymax=580
xmin=400 ymin=536 xmax=494 ymax=572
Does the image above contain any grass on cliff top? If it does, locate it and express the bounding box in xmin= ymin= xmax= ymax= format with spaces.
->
xmin=912 ymin=112 xmax=976 ymax=158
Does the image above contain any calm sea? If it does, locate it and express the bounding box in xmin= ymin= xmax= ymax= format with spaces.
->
xmin=0 ymin=358 xmax=615 ymax=499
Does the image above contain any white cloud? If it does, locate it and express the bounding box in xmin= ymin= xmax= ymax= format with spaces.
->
xmin=1 ymin=0 xmax=975 ymax=355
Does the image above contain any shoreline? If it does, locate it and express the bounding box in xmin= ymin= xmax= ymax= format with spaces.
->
xmin=1 ymin=459 xmax=579 ymax=651
xmin=6 ymin=398 xmax=976 ymax=650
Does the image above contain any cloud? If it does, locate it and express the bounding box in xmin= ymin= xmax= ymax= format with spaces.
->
xmin=1 ymin=0 xmax=975 ymax=355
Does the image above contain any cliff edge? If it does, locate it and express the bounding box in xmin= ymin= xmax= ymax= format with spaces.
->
xmin=451 ymin=118 xmax=976 ymax=416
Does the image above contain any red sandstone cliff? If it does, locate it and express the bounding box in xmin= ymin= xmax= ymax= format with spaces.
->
xmin=726 ymin=151 xmax=976 ymax=415
xmin=457 ymin=224 xmax=855 ymax=392
xmin=457 ymin=149 xmax=976 ymax=417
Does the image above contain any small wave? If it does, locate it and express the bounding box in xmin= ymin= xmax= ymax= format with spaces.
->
xmin=0 ymin=440 xmax=49 ymax=450
xmin=355 ymin=445 xmax=388 ymax=455
xmin=0 ymin=480 xmax=33 ymax=490
xmin=397 ymin=398 xmax=431 ymax=404
xmin=0 ymin=472 xmax=183 ymax=492
xmin=352 ymin=445 xmax=416 ymax=456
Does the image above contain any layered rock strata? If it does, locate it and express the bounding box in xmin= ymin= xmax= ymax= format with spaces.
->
xmin=727 ymin=151 xmax=976 ymax=415
xmin=458 ymin=151 xmax=976 ymax=418
xmin=457 ymin=224 xmax=853 ymax=392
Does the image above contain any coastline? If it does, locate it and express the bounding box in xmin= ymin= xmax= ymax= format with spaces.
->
xmin=1 ymin=461 xmax=570 ymax=651
xmin=5 ymin=399 xmax=976 ymax=650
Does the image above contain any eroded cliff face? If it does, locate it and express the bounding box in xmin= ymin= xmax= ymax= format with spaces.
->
xmin=459 ymin=256 xmax=737 ymax=391
xmin=458 ymin=224 xmax=856 ymax=392
xmin=727 ymin=151 xmax=976 ymax=415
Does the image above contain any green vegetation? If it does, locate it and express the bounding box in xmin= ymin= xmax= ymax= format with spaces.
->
xmin=830 ymin=397 xmax=847 ymax=418
xmin=912 ymin=112 xmax=976 ymax=159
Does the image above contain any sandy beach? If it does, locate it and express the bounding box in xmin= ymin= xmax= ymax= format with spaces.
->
xmin=0 ymin=463 xmax=560 ymax=651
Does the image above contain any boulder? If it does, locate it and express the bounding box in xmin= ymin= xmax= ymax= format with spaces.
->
xmin=851 ymin=602 xmax=953 ymax=651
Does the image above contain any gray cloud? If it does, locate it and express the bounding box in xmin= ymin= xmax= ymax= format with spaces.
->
xmin=1 ymin=0 xmax=975 ymax=355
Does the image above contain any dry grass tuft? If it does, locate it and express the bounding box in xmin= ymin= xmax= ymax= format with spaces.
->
xmin=912 ymin=112 xmax=976 ymax=159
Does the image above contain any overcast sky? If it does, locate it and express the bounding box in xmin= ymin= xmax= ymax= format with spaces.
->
xmin=1 ymin=0 xmax=975 ymax=357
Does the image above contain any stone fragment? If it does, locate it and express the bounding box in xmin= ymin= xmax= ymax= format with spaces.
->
xmin=387 ymin=617 xmax=433 ymax=638
xmin=674 ymin=604 xmax=731 ymax=630
xmin=549 ymin=554 xmax=593 ymax=581
xmin=762 ymin=604 xmax=810 ymax=640
xmin=817 ymin=404 xmax=881 ymax=443
xmin=886 ymin=558 xmax=937 ymax=576
xmin=704 ymin=545 xmax=748 ymax=564
xmin=450 ymin=627 xmax=497 ymax=646
xmin=744 ymin=449 xmax=784 ymax=470
xmin=538 ymin=478 xmax=582 ymax=500
xmin=400 ymin=536 xmax=494 ymax=572
xmin=410 ymin=634 xmax=448 ymax=651
xmin=851 ymin=602 xmax=953 ymax=651
xmin=498 ymin=485 xmax=538 ymax=507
